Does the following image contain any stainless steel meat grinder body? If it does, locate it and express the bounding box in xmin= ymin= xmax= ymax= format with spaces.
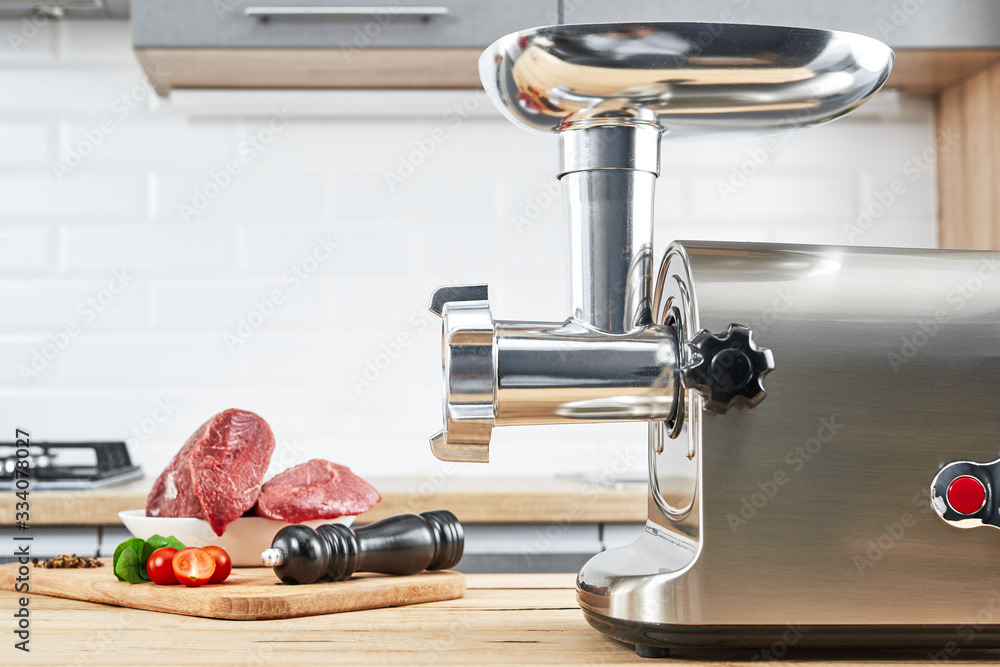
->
xmin=428 ymin=23 xmax=1000 ymax=652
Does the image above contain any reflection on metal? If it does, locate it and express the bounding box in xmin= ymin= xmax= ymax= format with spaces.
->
xmin=580 ymin=243 xmax=1000 ymax=639
xmin=480 ymin=22 xmax=893 ymax=138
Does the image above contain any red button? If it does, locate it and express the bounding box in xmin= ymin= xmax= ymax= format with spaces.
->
xmin=947 ymin=476 xmax=987 ymax=515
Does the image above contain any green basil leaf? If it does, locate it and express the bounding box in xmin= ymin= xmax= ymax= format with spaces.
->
xmin=112 ymin=537 xmax=145 ymax=581
xmin=162 ymin=535 xmax=186 ymax=550
xmin=140 ymin=534 xmax=186 ymax=567
xmin=113 ymin=545 xmax=146 ymax=584
xmin=140 ymin=541 xmax=156 ymax=567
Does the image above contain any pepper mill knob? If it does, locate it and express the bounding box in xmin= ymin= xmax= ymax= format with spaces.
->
xmin=263 ymin=510 xmax=464 ymax=585
xmin=683 ymin=324 xmax=774 ymax=414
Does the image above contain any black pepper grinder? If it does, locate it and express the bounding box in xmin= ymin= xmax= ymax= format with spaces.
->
xmin=261 ymin=509 xmax=464 ymax=584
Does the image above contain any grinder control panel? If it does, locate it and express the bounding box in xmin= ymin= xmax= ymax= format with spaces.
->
xmin=932 ymin=459 xmax=1000 ymax=528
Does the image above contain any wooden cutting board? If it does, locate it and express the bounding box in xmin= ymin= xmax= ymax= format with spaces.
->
xmin=0 ymin=559 xmax=464 ymax=620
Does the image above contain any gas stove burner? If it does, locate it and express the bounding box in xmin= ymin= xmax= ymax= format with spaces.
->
xmin=0 ymin=441 xmax=142 ymax=490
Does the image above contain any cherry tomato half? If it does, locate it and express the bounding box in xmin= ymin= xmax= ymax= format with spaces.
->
xmin=172 ymin=547 xmax=216 ymax=587
xmin=203 ymin=545 xmax=232 ymax=584
xmin=147 ymin=547 xmax=179 ymax=585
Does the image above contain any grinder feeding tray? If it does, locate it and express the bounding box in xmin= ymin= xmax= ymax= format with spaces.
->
xmin=426 ymin=22 xmax=1000 ymax=655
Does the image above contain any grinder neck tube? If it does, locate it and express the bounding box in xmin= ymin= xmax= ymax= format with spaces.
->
xmin=559 ymin=124 xmax=662 ymax=334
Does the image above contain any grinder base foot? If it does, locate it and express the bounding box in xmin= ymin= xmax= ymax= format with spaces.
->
xmin=635 ymin=644 xmax=671 ymax=658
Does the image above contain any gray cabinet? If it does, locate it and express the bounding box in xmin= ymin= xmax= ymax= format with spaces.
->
xmin=559 ymin=0 xmax=1000 ymax=49
xmin=132 ymin=0 xmax=558 ymax=93
xmin=0 ymin=0 xmax=129 ymax=18
xmin=133 ymin=0 xmax=558 ymax=48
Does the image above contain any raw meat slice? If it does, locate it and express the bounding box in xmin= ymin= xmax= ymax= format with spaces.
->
xmin=254 ymin=459 xmax=380 ymax=522
xmin=146 ymin=408 xmax=275 ymax=536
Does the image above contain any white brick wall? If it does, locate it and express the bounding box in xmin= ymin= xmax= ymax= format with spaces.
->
xmin=0 ymin=21 xmax=938 ymax=483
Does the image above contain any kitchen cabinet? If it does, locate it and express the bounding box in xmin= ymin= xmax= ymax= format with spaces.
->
xmin=134 ymin=0 xmax=556 ymax=48
xmin=132 ymin=0 xmax=558 ymax=93
xmin=560 ymin=0 xmax=1000 ymax=49
xmin=0 ymin=0 xmax=129 ymax=18
xmin=133 ymin=0 xmax=1000 ymax=95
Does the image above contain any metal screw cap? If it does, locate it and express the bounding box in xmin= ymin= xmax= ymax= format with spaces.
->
xmin=428 ymin=284 xmax=495 ymax=463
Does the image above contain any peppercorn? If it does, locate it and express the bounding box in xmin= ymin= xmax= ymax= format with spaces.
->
xmin=34 ymin=554 xmax=103 ymax=568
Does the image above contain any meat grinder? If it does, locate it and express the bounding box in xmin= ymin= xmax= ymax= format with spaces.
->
xmin=428 ymin=23 xmax=1000 ymax=655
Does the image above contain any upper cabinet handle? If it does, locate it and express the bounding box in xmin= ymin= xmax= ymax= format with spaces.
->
xmin=244 ymin=5 xmax=450 ymax=19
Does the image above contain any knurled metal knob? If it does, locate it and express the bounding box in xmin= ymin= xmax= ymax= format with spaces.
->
xmin=683 ymin=324 xmax=774 ymax=414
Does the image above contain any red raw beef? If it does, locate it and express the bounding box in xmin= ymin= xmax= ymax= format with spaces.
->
xmin=146 ymin=409 xmax=275 ymax=536
xmin=254 ymin=459 xmax=380 ymax=523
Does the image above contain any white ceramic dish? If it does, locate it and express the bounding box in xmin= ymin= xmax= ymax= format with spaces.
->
xmin=118 ymin=510 xmax=355 ymax=567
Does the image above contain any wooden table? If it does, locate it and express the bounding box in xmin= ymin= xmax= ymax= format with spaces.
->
xmin=3 ymin=573 xmax=997 ymax=665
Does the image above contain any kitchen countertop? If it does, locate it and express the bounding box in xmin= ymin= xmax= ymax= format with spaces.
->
xmin=1 ymin=573 xmax=988 ymax=665
xmin=0 ymin=476 xmax=648 ymax=525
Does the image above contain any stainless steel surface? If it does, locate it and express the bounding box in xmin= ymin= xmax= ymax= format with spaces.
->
xmin=428 ymin=286 xmax=680 ymax=462
xmin=429 ymin=285 xmax=495 ymax=464
xmin=243 ymin=5 xmax=449 ymax=18
xmin=425 ymin=20 xmax=1000 ymax=647
xmin=479 ymin=22 xmax=893 ymax=138
xmin=564 ymin=168 xmax=656 ymax=334
xmin=260 ymin=548 xmax=285 ymax=567
xmin=0 ymin=440 xmax=142 ymax=491
xmin=0 ymin=467 xmax=143 ymax=491
xmin=421 ymin=16 xmax=1000 ymax=650
xmin=558 ymin=125 xmax=660 ymax=175
xmin=429 ymin=284 xmax=488 ymax=317
xmin=560 ymin=124 xmax=659 ymax=335
xmin=494 ymin=320 xmax=677 ymax=425
xmin=578 ymin=242 xmax=1000 ymax=626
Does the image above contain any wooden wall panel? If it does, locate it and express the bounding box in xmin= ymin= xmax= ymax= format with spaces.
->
xmin=937 ymin=61 xmax=1000 ymax=249
xmin=891 ymin=50 xmax=1000 ymax=97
